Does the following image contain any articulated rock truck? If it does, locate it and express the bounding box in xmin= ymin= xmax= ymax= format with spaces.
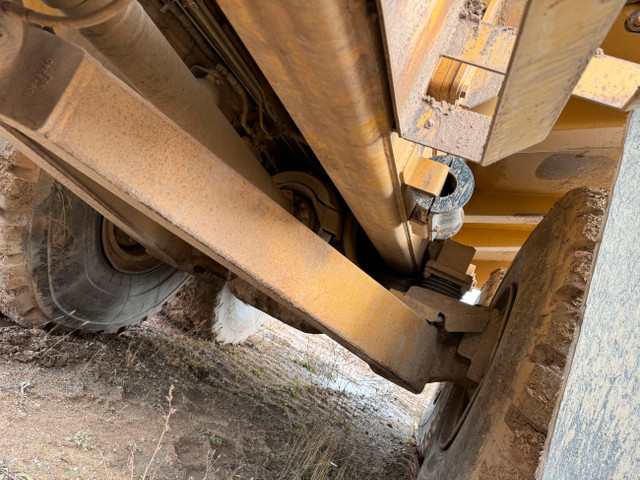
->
xmin=0 ymin=0 xmax=638 ymax=477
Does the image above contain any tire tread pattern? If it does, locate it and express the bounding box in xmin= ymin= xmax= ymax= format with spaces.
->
xmin=417 ymin=187 xmax=608 ymax=480
xmin=0 ymin=141 xmax=48 ymax=327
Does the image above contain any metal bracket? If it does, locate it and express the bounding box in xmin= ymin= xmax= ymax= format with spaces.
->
xmin=379 ymin=0 xmax=629 ymax=165
xmin=407 ymin=155 xmax=474 ymax=241
xmin=401 ymin=155 xmax=450 ymax=197
xmin=573 ymin=53 xmax=640 ymax=111
xmin=393 ymin=285 xmax=504 ymax=387
xmin=399 ymin=287 xmax=498 ymax=334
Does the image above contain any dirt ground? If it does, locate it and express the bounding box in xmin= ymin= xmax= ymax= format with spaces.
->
xmin=0 ymin=308 xmax=435 ymax=480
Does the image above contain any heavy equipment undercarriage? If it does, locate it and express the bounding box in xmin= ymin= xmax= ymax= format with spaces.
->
xmin=0 ymin=0 xmax=639 ymax=478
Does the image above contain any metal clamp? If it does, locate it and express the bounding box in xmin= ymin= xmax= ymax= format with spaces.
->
xmin=408 ymin=155 xmax=474 ymax=241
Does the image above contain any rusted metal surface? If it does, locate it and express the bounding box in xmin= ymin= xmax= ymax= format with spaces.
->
xmin=217 ymin=0 xmax=424 ymax=274
xmin=42 ymin=0 xmax=288 ymax=208
xmin=0 ymin=27 xmax=450 ymax=392
xmin=573 ymin=53 xmax=640 ymax=111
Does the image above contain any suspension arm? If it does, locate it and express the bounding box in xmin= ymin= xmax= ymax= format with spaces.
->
xmin=0 ymin=22 xmax=460 ymax=392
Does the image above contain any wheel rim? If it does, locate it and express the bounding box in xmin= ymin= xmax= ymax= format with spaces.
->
xmin=101 ymin=218 xmax=163 ymax=274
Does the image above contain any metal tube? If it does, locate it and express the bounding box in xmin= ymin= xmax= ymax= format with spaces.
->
xmin=43 ymin=0 xmax=289 ymax=209
xmin=216 ymin=0 xmax=425 ymax=274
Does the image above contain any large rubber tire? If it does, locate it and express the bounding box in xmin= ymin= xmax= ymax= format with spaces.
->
xmin=0 ymin=142 xmax=189 ymax=333
xmin=416 ymin=187 xmax=607 ymax=479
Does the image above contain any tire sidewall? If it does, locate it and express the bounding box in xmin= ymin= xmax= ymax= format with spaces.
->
xmin=27 ymin=175 xmax=189 ymax=332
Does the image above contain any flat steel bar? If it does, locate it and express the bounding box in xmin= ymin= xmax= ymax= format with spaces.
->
xmin=572 ymin=53 xmax=640 ymax=111
xmin=0 ymin=27 xmax=440 ymax=392
xmin=216 ymin=0 xmax=423 ymax=274
xmin=442 ymin=20 xmax=517 ymax=75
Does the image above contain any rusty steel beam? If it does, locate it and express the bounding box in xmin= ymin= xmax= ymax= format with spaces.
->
xmin=0 ymin=26 xmax=445 ymax=392
xmin=216 ymin=0 xmax=424 ymax=274
xmin=41 ymin=0 xmax=289 ymax=209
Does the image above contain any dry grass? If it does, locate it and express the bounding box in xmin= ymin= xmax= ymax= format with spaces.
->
xmin=277 ymin=421 xmax=365 ymax=480
xmin=141 ymin=385 xmax=176 ymax=480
